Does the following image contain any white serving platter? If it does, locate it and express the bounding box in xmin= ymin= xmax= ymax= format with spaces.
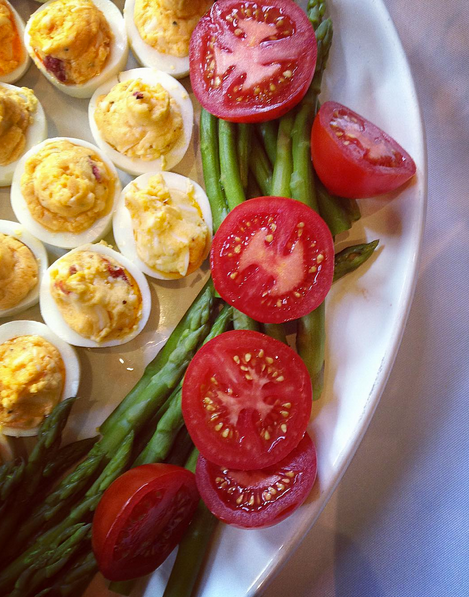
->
xmin=1 ymin=0 xmax=426 ymax=595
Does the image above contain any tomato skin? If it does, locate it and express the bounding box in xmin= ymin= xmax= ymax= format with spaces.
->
xmin=196 ymin=434 xmax=317 ymax=528
xmin=189 ymin=0 xmax=317 ymax=123
xmin=92 ymin=464 xmax=199 ymax=582
xmin=182 ymin=330 xmax=312 ymax=470
xmin=210 ymin=196 xmax=334 ymax=324
xmin=311 ymin=101 xmax=417 ymax=199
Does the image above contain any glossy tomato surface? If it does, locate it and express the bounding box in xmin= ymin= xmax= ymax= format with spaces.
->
xmin=196 ymin=434 xmax=317 ymax=528
xmin=311 ymin=101 xmax=417 ymax=198
xmin=182 ymin=330 xmax=312 ymax=470
xmin=190 ymin=0 xmax=317 ymax=122
xmin=92 ymin=464 xmax=199 ymax=581
xmin=210 ymin=196 xmax=334 ymax=324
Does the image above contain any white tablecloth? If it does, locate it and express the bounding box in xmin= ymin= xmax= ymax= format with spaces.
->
xmin=264 ymin=0 xmax=469 ymax=595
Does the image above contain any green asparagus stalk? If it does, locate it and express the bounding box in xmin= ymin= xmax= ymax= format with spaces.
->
xmin=233 ymin=309 xmax=260 ymax=332
xmin=0 ymin=433 xmax=134 ymax=593
xmin=134 ymin=304 xmax=232 ymax=466
xmin=43 ymin=437 xmax=99 ymax=479
xmin=262 ymin=323 xmax=288 ymax=344
xmin=99 ymin=279 xmax=215 ymax=453
xmin=271 ymin=112 xmax=294 ymax=197
xmin=249 ymin=134 xmax=272 ymax=196
xmin=5 ymin=443 xmax=104 ymax=559
xmin=256 ymin=121 xmax=278 ymax=165
xmin=333 ymin=240 xmax=379 ymax=282
xmin=200 ymin=109 xmax=229 ymax=231
xmin=165 ymin=427 xmax=194 ymax=467
xmin=0 ymin=458 xmax=25 ymax=503
xmin=247 ymin=172 xmax=263 ymax=199
xmin=219 ymin=119 xmax=246 ymax=209
xmin=236 ymin=123 xmax=252 ymax=192
xmin=316 ymin=177 xmax=352 ymax=236
xmin=344 ymin=198 xmax=362 ymax=222
xmin=307 ymin=0 xmax=326 ymax=30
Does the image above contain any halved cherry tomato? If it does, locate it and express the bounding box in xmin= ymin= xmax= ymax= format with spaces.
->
xmin=196 ymin=433 xmax=317 ymax=528
xmin=311 ymin=101 xmax=417 ymax=198
xmin=92 ymin=464 xmax=199 ymax=582
xmin=189 ymin=0 xmax=317 ymax=123
xmin=182 ymin=330 xmax=312 ymax=470
xmin=210 ymin=196 xmax=334 ymax=324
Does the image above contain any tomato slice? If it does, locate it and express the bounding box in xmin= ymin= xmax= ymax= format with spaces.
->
xmin=92 ymin=464 xmax=199 ymax=582
xmin=189 ymin=0 xmax=317 ymax=123
xmin=210 ymin=196 xmax=334 ymax=324
xmin=196 ymin=433 xmax=317 ymax=528
xmin=182 ymin=330 xmax=312 ymax=470
xmin=311 ymin=101 xmax=417 ymax=198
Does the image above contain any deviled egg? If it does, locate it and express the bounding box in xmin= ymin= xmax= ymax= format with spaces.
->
xmin=11 ymin=137 xmax=121 ymax=249
xmin=89 ymin=67 xmax=193 ymax=175
xmin=113 ymin=172 xmax=212 ymax=279
xmin=124 ymin=0 xmax=212 ymax=78
xmin=25 ymin=0 xmax=128 ymax=99
xmin=0 ymin=83 xmax=47 ymax=187
xmin=40 ymin=242 xmax=151 ymax=348
xmin=0 ymin=220 xmax=48 ymax=318
xmin=0 ymin=0 xmax=30 ymax=84
xmin=0 ymin=320 xmax=80 ymax=437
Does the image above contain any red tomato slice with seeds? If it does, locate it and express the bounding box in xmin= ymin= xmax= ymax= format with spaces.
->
xmin=92 ymin=464 xmax=199 ymax=582
xmin=196 ymin=433 xmax=317 ymax=528
xmin=182 ymin=330 xmax=312 ymax=470
xmin=311 ymin=101 xmax=417 ymax=198
xmin=210 ymin=197 xmax=334 ymax=324
xmin=190 ymin=0 xmax=317 ymax=123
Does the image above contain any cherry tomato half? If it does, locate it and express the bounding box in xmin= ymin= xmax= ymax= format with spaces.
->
xmin=196 ymin=433 xmax=317 ymax=528
xmin=311 ymin=101 xmax=417 ymax=198
xmin=182 ymin=330 xmax=312 ymax=470
xmin=210 ymin=196 xmax=334 ymax=324
xmin=92 ymin=464 xmax=199 ymax=582
xmin=190 ymin=0 xmax=317 ymax=123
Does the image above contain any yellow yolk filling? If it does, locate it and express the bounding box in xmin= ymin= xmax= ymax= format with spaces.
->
xmin=0 ymin=86 xmax=37 ymax=166
xmin=0 ymin=335 xmax=65 ymax=431
xmin=20 ymin=140 xmax=115 ymax=234
xmin=125 ymin=174 xmax=210 ymax=277
xmin=50 ymin=249 xmax=142 ymax=343
xmin=134 ymin=0 xmax=212 ymax=58
xmin=0 ymin=233 xmax=38 ymax=310
xmin=0 ymin=1 xmax=23 ymax=77
xmin=94 ymin=78 xmax=183 ymax=161
xmin=28 ymin=0 xmax=112 ymax=86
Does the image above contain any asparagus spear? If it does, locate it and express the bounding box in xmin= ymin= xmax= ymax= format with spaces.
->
xmin=200 ymin=109 xmax=229 ymax=231
xmin=333 ymin=240 xmax=379 ymax=282
xmin=99 ymin=278 xmax=216 ymax=452
xmin=43 ymin=436 xmax=99 ymax=479
xmin=316 ymin=176 xmax=352 ymax=236
xmin=0 ymin=433 xmax=134 ymax=593
xmin=249 ymin=134 xmax=273 ymax=196
xmin=256 ymin=121 xmax=278 ymax=165
xmin=236 ymin=123 xmax=252 ymax=192
xmin=219 ymin=119 xmax=246 ymax=209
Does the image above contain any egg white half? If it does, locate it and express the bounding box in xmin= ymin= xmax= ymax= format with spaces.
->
xmin=113 ymin=171 xmax=212 ymax=280
xmin=24 ymin=0 xmax=129 ymax=99
xmin=124 ymin=0 xmax=189 ymax=79
xmin=40 ymin=242 xmax=152 ymax=348
xmin=11 ymin=137 xmax=121 ymax=249
xmin=88 ymin=67 xmax=193 ymax=176
xmin=0 ymin=220 xmax=48 ymax=318
xmin=0 ymin=1 xmax=30 ymax=84
xmin=0 ymin=319 xmax=80 ymax=437
xmin=0 ymin=83 xmax=47 ymax=187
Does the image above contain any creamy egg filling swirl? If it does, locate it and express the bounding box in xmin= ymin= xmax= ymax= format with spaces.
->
xmin=20 ymin=139 xmax=115 ymax=234
xmin=125 ymin=173 xmax=210 ymax=277
xmin=50 ymin=249 xmax=143 ymax=343
xmin=134 ymin=0 xmax=212 ymax=58
xmin=0 ymin=335 xmax=65 ymax=432
xmin=27 ymin=0 xmax=113 ymax=86
xmin=0 ymin=86 xmax=37 ymax=166
xmin=0 ymin=0 xmax=23 ymax=78
xmin=93 ymin=78 xmax=183 ymax=161
xmin=0 ymin=233 xmax=38 ymax=310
